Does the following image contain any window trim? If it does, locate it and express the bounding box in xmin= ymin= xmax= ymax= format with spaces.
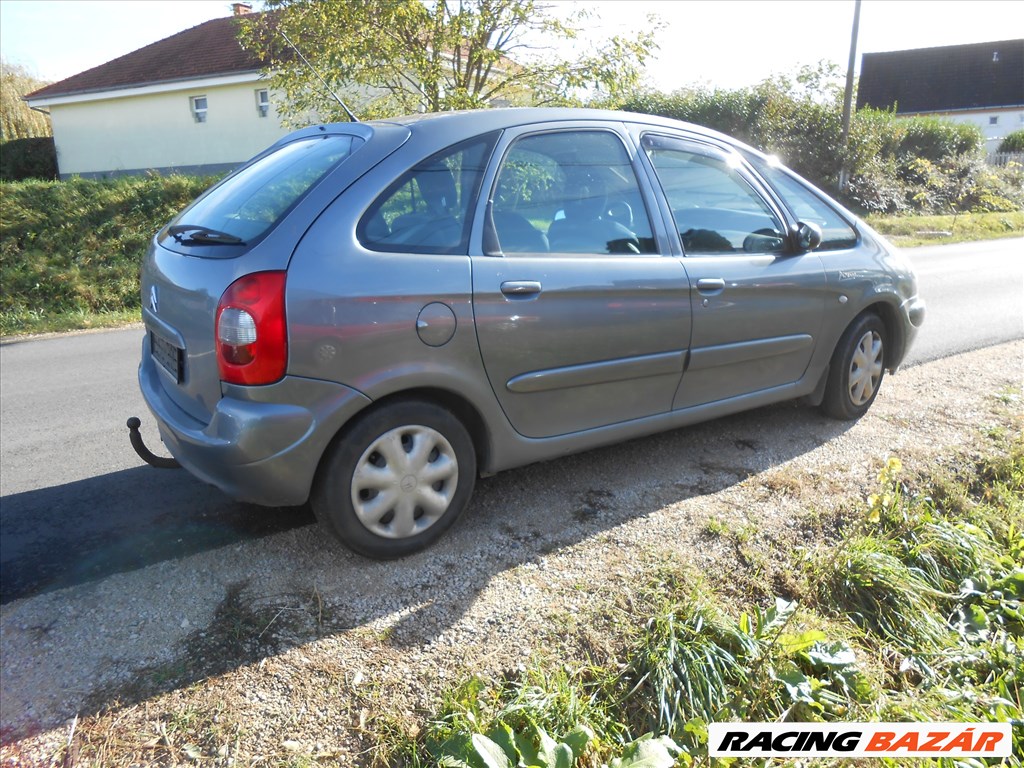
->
xmin=256 ymin=88 xmax=270 ymax=118
xmin=191 ymin=95 xmax=208 ymax=123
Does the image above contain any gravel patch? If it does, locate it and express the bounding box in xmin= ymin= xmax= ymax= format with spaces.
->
xmin=2 ymin=341 xmax=1021 ymax=764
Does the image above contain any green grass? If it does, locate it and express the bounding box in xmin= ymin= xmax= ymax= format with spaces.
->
xmin=0 ymin=174 xmax=217 ymax=336
xmin=866 ymin=210 xmax=1024 ymax=247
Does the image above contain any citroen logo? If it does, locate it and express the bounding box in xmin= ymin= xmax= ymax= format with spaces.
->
xmin=150 ymin=285 xmax=159 ymax=314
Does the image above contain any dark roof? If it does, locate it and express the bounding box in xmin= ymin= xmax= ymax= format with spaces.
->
xmin=857 ymin=39 xmax=1024 ymax=113
xmin=27 ymin=15 xmax=267 ymax=100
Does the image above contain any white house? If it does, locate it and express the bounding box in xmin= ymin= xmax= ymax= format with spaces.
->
xmin=25 ymin=4 xmax=291 ymax=179
xmin=857 ymin=39 xmax=1024 ymax=152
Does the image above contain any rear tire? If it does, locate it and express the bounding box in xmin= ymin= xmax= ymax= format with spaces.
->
xmin=821 ymin=313 xmax=886 ymax=421
xmin=312 ymin=401 xmax=476 ymax=559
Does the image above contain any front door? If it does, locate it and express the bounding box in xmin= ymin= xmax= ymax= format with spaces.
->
xmin=638 ymin=133 xmax=826 ymax=409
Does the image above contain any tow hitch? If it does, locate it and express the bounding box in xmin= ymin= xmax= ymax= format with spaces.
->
xmin=126 ymin=417 xmax=181 ymax=469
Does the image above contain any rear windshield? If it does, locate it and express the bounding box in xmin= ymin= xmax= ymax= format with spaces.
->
xmin=163 ymin=134 xmax=362 ymax=245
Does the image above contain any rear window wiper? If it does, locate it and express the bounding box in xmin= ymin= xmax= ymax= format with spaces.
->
xmin=168 ymin=224 xmax=245 ymax=245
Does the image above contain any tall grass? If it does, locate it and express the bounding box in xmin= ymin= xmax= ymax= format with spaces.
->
xmin=0 ymin=175 xmax=215 ymax=335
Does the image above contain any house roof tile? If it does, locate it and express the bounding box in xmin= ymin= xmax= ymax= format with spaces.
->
xmin=856 ymin=39 xmax=1024 ymax=113
xmin=27 ymin=15 xmax=267 ymax=100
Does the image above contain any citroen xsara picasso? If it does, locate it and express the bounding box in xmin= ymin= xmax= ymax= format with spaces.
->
xmin=137 ymin=108 xmax=924 ymax=558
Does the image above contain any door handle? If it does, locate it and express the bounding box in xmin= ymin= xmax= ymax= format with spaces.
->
xmin=696 ymin=278 xmax=726 ymax=294
xmin=500 ymin=280 xmax=542 ymax=298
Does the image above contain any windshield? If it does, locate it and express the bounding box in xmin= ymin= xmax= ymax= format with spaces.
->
xmin=165 ymin=134 xmax=362 ymax=245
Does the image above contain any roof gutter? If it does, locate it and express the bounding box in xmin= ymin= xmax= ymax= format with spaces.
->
xmin=26 ymin=70 xmax=267 ymax=107
xmin=889 ymin=103 xmax=1024 ymax=116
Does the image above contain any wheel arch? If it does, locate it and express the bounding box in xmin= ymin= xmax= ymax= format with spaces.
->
xmin=315 ymin=386 xmax=493 ymax=484
xmin=859 ymin=300 xmax=904 ymax=371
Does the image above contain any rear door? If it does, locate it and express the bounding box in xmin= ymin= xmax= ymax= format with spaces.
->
xmin=637 ymin=133 xmax=827 ymax=409
xmin=471 ymin=125 xmax=691 ymax=439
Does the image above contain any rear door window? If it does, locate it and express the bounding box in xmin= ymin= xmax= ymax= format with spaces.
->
xmin=164 ymin=134 xmax=361 ymax=246
xmin=488 ymin=130 xmax=657 ymax=255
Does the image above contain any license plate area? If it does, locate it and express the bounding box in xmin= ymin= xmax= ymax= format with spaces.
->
xmin=151 ymin=331 xmax=184 ymax=383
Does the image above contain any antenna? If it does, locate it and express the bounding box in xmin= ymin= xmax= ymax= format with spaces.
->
xmin=279 ymin=29 xmax=359 ymax=122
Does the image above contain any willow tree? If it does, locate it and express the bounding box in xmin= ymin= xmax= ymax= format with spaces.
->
xmin=1 ymin=58 xmax=52 ymax=141
xmin=238 ymin=0 xmax=660 ymax=122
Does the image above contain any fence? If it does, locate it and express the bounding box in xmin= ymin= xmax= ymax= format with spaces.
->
xmin=986 ymin=151 xmax=1024 ymax=167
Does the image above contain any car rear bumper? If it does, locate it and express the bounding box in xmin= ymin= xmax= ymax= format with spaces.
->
xmin=139 ymin=337 xmax=372 ymax=506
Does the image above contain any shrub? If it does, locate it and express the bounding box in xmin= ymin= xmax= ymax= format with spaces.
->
xmin=999 ymin=129 xmax=1024 ymax=153
xmin=616 ymin=74 xmax=1002 ymax=216
xmin=0 ymin=137 xmax=57 ymax=181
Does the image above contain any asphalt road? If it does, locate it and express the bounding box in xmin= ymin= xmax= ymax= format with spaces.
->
xmin=902 ymin=238 xmax=1023 ymax=366
xmin=1 ymin=237 xmax=1021 ymax=604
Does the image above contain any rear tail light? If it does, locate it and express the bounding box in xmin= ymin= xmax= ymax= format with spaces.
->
xmin=216 ymin=271 xmax=287 ymax=385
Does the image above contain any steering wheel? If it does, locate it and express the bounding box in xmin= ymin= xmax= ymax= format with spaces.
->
xmin=605 ymin=200 xmax=634 ymax=228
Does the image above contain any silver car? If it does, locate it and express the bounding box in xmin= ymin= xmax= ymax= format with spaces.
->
xmin=137 ymin=108 xmax=924 ymax=558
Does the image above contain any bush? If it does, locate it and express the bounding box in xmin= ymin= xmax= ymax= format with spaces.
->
xmin=0 ymin=137 xmax=57 ymax=181
xmin=616 ymin=75 xmax=1004 ymax=216
xmin=999 ymin=129 xmax=1024 ymax=153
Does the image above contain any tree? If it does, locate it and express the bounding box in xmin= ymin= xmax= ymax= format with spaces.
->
xmin=1 ymin=58 xmax=52 ymax=141
xmin=237 ymin=0 xmax=661 ymax=123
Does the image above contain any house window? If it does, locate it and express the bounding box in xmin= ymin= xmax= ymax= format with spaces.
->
xmin=191 ymin=95 xmax=208 ymax=123
xmin=256 ymin=89 xmax=270 ymax=118
xmin=989 ymin=116 xmax=999 ymax=125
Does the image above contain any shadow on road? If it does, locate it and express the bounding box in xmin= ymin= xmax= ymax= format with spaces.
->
xmin=0 ymin=467 xmax=313 ymax=605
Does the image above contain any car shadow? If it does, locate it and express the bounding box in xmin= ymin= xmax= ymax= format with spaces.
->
xmin=1 ymin=400 xmax=856 ymax=743
xmin=0 ymin=467 xmax=313 ymax=605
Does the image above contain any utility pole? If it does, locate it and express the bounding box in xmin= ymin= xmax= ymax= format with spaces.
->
xmin=839 ymin=0 xmax=862 ymax=192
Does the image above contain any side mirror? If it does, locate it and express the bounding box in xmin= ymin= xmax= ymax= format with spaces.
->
xmin=792 ymin=221 xmax=823 ymax=253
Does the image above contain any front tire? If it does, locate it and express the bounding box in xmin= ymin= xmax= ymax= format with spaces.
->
xmin=312 ymin=401 xmax=476 ymax=559
xmin=821 ymin=313 xmax=886 ymax=421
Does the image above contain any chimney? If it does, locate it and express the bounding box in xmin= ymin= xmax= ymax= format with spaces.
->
xmin=232 ymin=3 xmax=252 ymax=15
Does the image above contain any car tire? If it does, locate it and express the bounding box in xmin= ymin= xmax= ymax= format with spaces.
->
xmin=312 ymin=401 xmax=476 ymax=559
xmin=821 ymin=313 xmax=887 ymax=421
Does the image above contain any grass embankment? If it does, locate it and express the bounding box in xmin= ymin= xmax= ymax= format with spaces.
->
xmin=380 ymin=437 xmax=1024 ymax=767
xmin=0 ymin=174 xmax=1021 ymax=337
xmin=0 ymin=175 xmax=215 ymax=336
xmin=867 ymin=210 xmax=1024 ymax=247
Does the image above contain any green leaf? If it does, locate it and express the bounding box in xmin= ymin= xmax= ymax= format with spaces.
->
xmin=802 ymin=640 xmax=857 ymax=669
xmin=486 ymin=723 xmax=521 ymax=764
xmin=778 ymin=666 xmax=816 ymax=704
xmin=562 ymin=725 xmax=593 ymax=759
xmin=991 ymin=569 xmax=1024 ymax=599
xmin=781 ymin=630 xmax=827 ymax=654
xmin=610 ymin=734 xmax=683 ymax=768
xmin=470 ymin=734 xmax=515 ymax=768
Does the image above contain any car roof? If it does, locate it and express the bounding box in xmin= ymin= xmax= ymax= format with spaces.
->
xmin=353 ymin=107 xmax=766 ymax=160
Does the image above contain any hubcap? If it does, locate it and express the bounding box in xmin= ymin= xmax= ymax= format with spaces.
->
xmin=848 ymin=330 xmax=883 ymax=406
xmin=351 ymin=425 xmax=458 ymax=539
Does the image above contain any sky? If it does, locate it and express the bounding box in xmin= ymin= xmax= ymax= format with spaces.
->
xmin=1 ymin=0 xmax=1021 ymax=93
